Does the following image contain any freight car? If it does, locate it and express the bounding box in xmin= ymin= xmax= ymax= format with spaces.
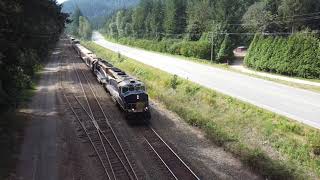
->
xmin=92 ymin=59 xmax=113 ymax=83
xmin=71 ymin=40 xmax=98 ymax=66
xmin=92 ymin=59 xmax=150 ymax=116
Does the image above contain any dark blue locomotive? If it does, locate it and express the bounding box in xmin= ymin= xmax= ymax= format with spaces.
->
xmin=92 ymin=60 xmax=150 ymax=116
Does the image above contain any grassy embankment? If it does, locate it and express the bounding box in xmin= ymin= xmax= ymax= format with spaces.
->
xmin=83 ymin=41 xmax=320 ymax=179
xmin=229 ymin=69 xmax=320 ymax=93
xmin=102 ymin=34 xmax=320 ymax=93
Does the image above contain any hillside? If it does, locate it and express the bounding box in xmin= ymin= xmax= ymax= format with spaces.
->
xmin=62 ymin=0 xmax=139 ymax=27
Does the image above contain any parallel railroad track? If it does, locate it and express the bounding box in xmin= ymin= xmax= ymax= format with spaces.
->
xmin=61 ymin=56 xmax=138 ymax=180
xmin=63 ymin=43 xmax=200 ymax=180
xmin=141 ymin=127 xmax=200 ymax=180
xmin=77 ymin=58 xmax=200 ymax=180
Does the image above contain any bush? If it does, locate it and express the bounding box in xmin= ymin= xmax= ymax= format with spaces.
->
xmin=113 ymin=36 xmax=212 ymax=60
xmin=245 ymin=33 xmax=320 ymax=79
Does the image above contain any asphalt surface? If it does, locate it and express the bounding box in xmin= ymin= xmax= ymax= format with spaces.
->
xmin=92 ymin=31 xmax=320 ymax=129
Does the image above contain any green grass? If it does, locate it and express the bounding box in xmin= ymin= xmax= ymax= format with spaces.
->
xmin=83 ymin=41 xmax=320 ymax=179
xmin=230 ymin=68 xmax=320 ymax=93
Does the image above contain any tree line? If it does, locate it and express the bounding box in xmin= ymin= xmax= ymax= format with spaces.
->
xmin=101 ymin=0 xmax=320 ymax=77
xmin=245 ymin=32 xmax=320 ymax=79
xmin=0 ymin=0 xmax=68 ymax=110
xmin=105 ymin=0 xmax=320 ymax=41
xmin=62 ymin=0 xmax=139 ymax=28
xmin=67 ymin=7 xmax=93 ymax=40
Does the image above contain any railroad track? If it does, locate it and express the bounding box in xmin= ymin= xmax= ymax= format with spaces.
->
xmin=77 ymin=60 xmax=200 ymax=180
xmin=63 ymin=45 xmax=200 ymax=180
xmin=61 ymin=57 xmax=138 ymax=180
xmin=141 ymin=127 xmax=200 ymax=180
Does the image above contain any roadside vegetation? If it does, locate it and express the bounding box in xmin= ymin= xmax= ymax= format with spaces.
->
xmin=229 ymin=68 xmax=320 ymax=93
xmin=83 ymin=41 xmax=320 ymax=180
xmin=67 ymin=7 xmax=93 ymax=40
xmin=245 ymin=33 xmax=320 ymax=79
xmin=104 ymin=35 xmax=213 ymax=60
xmin=100 ymin=0 xmax=320 ymax=79
xmin=0 ymin=0 xmax=68 ymax=178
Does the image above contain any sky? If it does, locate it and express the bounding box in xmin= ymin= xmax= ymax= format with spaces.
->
xmin=57 ymin=0 xmax=68 ymax=4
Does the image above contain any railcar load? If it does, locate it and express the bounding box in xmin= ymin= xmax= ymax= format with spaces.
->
xmin=71 ymin=40 xmax=98 ymax=67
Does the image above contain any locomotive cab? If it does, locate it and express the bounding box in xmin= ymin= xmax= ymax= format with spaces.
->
xmin=118 ymin=80 xmax=149 ymax=113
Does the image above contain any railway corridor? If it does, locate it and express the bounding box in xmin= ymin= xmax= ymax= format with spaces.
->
xmin=15 ymin=37 xmax=261 ymax=180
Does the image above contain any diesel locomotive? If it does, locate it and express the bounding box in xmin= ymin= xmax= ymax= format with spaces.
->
xmin=92 ymin=60 xmax=150 ymax=115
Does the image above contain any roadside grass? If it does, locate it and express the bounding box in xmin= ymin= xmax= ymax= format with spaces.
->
xmin=83 ymin=41 xmax=320 ymax=179
xmin=102 ymin=33 xmax=320 ymax=94
xmin=229 ymin=68 xmax=320 ymax=93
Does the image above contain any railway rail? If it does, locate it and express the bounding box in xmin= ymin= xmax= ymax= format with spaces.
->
xmin=62 ymin=41 xmax=200 ymax=180
xmin=61 ymin=58 xmax=138 ymax=180
xmin=78 ymin=57 xmax=200 ymax=180
xmin=142 ymin=127 xmax=200 ymax=180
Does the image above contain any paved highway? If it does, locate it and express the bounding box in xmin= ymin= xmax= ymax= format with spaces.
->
xmin=92 ymin=31 xmax=320 ymax=129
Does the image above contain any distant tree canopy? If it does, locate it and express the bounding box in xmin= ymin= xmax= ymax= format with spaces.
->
xmin=62 ymin=0 xmax=140 ymax=28
xmin=242 ymin=0 xmax=320 ymax=33
xmin=103 ymin=0 xmax=320 ymax=75
xmin=71 ymin=6 xmax=83 ymax=36
xmin=103 ymin=0 xmax=260 ymax=62
xmin=79 ymin=16 xmax=92 ymax=40
xmin=0 ymin=0 xmax=68 ymax=109
xmin=67 ymin=7 xmax=92 ymax=40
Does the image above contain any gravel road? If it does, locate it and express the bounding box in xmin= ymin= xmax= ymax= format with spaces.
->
xmin=15 ymin=39 xmax=97 ymax=180
xmin=16 ymin=43 xmax=62 ymax=180
xmin=92 ymin=31 xmax=320 ymax=129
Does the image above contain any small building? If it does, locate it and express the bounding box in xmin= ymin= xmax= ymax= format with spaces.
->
xmin=232 ymin=46 xmax=248 ymax=65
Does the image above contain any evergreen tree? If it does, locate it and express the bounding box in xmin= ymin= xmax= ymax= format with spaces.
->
xmin=164 ymin=0 xmax=187 ymax=37
xmin=71 ymin=6 xmax=83 ymax=36
xmin=79 ymin=16 xmax=92 ymax=40
xmin=150 ymin=0 xmax=165 ymax=38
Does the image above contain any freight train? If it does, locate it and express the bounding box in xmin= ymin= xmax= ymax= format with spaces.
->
xmin=70 ymin=38 xmax=150 ymax=118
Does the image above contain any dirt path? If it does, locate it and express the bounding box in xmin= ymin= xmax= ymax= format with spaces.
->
xmin=14 ymin=39 xmax=94 ymax=180
xmin=15 ymin=45 xmax=61 ymax=179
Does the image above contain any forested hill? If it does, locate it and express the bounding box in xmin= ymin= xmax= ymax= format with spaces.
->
xmin=62 ymin=0 xmax=139 ymax=27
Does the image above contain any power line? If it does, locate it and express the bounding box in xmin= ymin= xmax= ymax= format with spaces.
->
xmin=229 ymin=15 xmax=320 ymax=27
xmin=283 ymin=11 xmax=320 ymax=18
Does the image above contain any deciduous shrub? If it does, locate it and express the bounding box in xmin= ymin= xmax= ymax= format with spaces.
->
xmin=116 ymin=37 xmax=212 ymax=60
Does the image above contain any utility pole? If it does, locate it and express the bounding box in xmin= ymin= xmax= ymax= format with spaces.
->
xmin=210 ymin=20 xmax=215 ymax=63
